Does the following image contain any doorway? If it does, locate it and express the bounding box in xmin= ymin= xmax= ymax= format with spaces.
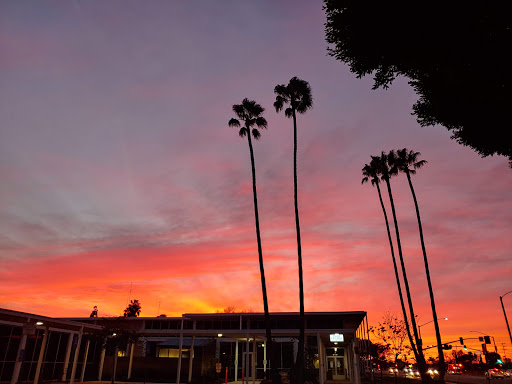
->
xmin=327 ymin=356 xmax=345 ymax=380
xmin=242 ymin=352 xmax=254 ymax=380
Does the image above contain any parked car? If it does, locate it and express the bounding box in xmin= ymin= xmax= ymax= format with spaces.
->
xmin=485 ymin=368 xmax=506 ymax=379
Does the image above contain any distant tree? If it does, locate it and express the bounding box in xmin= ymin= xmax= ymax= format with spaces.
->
xmin=90 ymin=305 xmax=98 ymax=318
xmin=157 ymin=314 xmax=167 ymax=317
xmin=274 ymin=76 xmax=313 ymax=384
xmin=370 ymin=312 xmax=412 ymax=364
xmin=324 ymin=1 xmax=512 ymax=166
xmin=123 ymin=299 xmax=141 ymax=317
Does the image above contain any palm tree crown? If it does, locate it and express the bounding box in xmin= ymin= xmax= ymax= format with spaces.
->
xmin=389 ymin=148 xmax=427 ymax=175
xmin=362 ymin=161 xmax=381 ymax=186
xmin=273 ymin=76 xmax=313 ymax=116
xmin=229 ymin=98 xmax=268 ymax=139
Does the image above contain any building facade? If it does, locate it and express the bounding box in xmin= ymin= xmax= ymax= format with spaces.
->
xmin=1 ymin=308 xmax=370 ymax=384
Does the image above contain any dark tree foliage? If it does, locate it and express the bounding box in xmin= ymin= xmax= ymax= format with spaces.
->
xmin=324 ymin=1 xmax=512 ymax=166
xmin=123 ymin=299 xmax=141 ymax=317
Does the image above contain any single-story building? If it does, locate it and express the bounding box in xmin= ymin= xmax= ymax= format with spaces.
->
xmin=0 ymin=308 xmax=370 ymax=384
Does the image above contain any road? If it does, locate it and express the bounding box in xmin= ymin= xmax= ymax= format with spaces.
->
xmin=446 ymin=374 xmax=512 ymax=384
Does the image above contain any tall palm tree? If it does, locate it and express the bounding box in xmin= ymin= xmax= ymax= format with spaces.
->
xmin=361 ymin=160 xmax=417 ymax=363
xmin=228 ymin=98 xmax=274 ymax=381
xmin=374 ymin=152 xmax=428 ymax=379
xmin=391 ymin=148 xmax=445 ymax=379
xmin=273 ymin=77 xmax=312 ymax=384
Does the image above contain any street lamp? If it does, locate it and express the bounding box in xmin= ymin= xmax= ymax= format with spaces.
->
xmin=500 ymin=290 xmax=512 ymax=347
xmin=418 ymin=317 xmax=448 ymax=341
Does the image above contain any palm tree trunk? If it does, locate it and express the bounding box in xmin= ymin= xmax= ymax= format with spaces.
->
xmin=292 ymin=109 xmax=305 ymax=384
xmin=375 ymin=183 xmax=418 ymax=358
xmin=405 ymin=171 xmax=445 ymax=381
xmin=384 ymin=178 xmax=429 ymax=379
xmin=247 ymin=132 xmax=274 ymax=382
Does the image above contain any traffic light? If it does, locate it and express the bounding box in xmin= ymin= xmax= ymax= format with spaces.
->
xmin=464 ymin=345 xmax=467 ymax=351
xmin=484 ymin=336 xmax=491 ymax=344
xmin=459 ymin=337 xmax=464 ymax=345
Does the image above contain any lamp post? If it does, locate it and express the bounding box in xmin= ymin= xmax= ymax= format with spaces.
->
xmin=500 ymin=290 xmax=512 ymax=347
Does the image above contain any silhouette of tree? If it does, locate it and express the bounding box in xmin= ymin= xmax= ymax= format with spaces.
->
xmin=274 ymin=76 xmax=313 ymax=384
xmin=362 ymin=160 xmax=415 ymax=365
xmin=389 ymin=148 xmax=446 ymax=379
xmin=228 ymin=98 xmax=275 ymax=382
xmin=123 ymin=299 xmax=141 ymax=317
xmin=370 ymin=152 xmax=430 ymax=381
xmin=90 ymin=305 xmax=98 ymax=318
xmin=324 ymin=1 xmax=512 ymax=166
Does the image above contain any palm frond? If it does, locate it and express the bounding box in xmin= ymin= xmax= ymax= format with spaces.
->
xmin=255 ymin=116 xmax=268 ymax=129
xmin=239 ymin=127 xmax=248 ymax=138
xmin=274 ymin=96 xmax=285 ymax=113
xmin=285 ymin=107 xmax=293 ymax=118
xmin=228 ymin=118 xmax=240 ymax=127
xmin=232 ymin=103 xmax=246 ymax=120
xmin=252 ymin=128 xmax=261 ymax=140
xmin=362 ymin=176 xmax=369 ymax=185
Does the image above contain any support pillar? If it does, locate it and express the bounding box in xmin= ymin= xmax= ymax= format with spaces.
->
xmin=187 ymin=336 xmax=195 ymax=384
xmin=252 ymin=338 xmax=256 ymax=384
xmin=234 ymin=341 xmax=239 ymax=382
xmin=317 ymin=333 xmax=324 ymax=384
xmin=127 ymin=343 xmax=134 ymax=380
xmin=353 ymin=341 xmax=361 ymax=384
xmin=80 ymin=339 xmax=90 ymax=382
xmin=263 ymin=339 xmax=267 ymax=373
xmin=70 ymin=328 xmax=83 ymax=384
xmin=176 ymin=319 xmax=184 ymax=384
xmin=98 ymin=342 xmax=106 ymax=381
xmin=245 ymin=333 xmax=249 ymax=384
xmin=33 ymin=328 xmax=49 ymax=384
xmin=11 ymin=333 xmax=28 ymax=384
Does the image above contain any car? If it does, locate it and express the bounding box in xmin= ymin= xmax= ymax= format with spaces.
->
xmin=505 ymin=369 xmax=512 ymax=377
xmin=485 ymin=369 xmax=506 ymax=379
xmin=427 ymin=368 xmax=439 ymax=378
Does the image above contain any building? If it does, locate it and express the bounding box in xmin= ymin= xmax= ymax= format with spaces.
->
xmin=0 ymin=308 xmax=370 ymax=384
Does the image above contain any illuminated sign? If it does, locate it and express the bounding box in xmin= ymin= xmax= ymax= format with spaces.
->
xmin=329 ymin=333 xmax=344 ymax=342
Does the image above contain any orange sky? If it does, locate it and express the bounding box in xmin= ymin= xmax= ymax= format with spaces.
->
xmin=1 ymin=0 xmax=511 ymax=361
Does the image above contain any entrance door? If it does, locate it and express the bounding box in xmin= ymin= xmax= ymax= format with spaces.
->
xmin=242 ymin=352 xmax=254 ymax=380
xmin=327 ymin=356 xmax=345 ymax=380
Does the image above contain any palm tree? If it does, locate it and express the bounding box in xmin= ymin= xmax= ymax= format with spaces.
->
xmin=273 ymin=77 xmax=312 ymax=384
xmin=228 ymin=98 xmax=274 ymax=381
xmin=390 ymin=148 xmax=445 ymax=379
xmin=374 ymin=152 xmax=428 ymax=379
xmin=361 ymin=160 xmax=417 ymax=364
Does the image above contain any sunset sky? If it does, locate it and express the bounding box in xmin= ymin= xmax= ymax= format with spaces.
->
xmin=1 ymin=1 xmax=511 ymax=358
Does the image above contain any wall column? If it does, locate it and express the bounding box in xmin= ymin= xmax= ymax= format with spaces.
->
xmin=176 ymin=319 xmax=184 ymax=384
xmin=187 ymin=336 xmax=195 ymax=383
xmin=33 ymin=328 xmax=49 ymax=384
xmin=234 ymin=341 xmax=239 ymax=382
xmin=127 ymin=342 xmax=134 ymax=380
xmin=263 ymin=339 xmax=267 ymax=373
xmin=352 ymin=341 xmax=361 ymax=384
xmin=98 ymin=341 xmax=106 ymax=381
xmin=69 ymin=328 xmax=83 ymax=384
xmin=80 ymin=339 xmax=90 ymax=382
xmin=11 ymin=333 xmax=28 ymax=384
xmin=251 ymin=338 xmax=256 ymax=384
xmin=61 ymin=333 xmax=74 ymax=381
xmin=317 ymin=333 xmax=324 ymax=384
